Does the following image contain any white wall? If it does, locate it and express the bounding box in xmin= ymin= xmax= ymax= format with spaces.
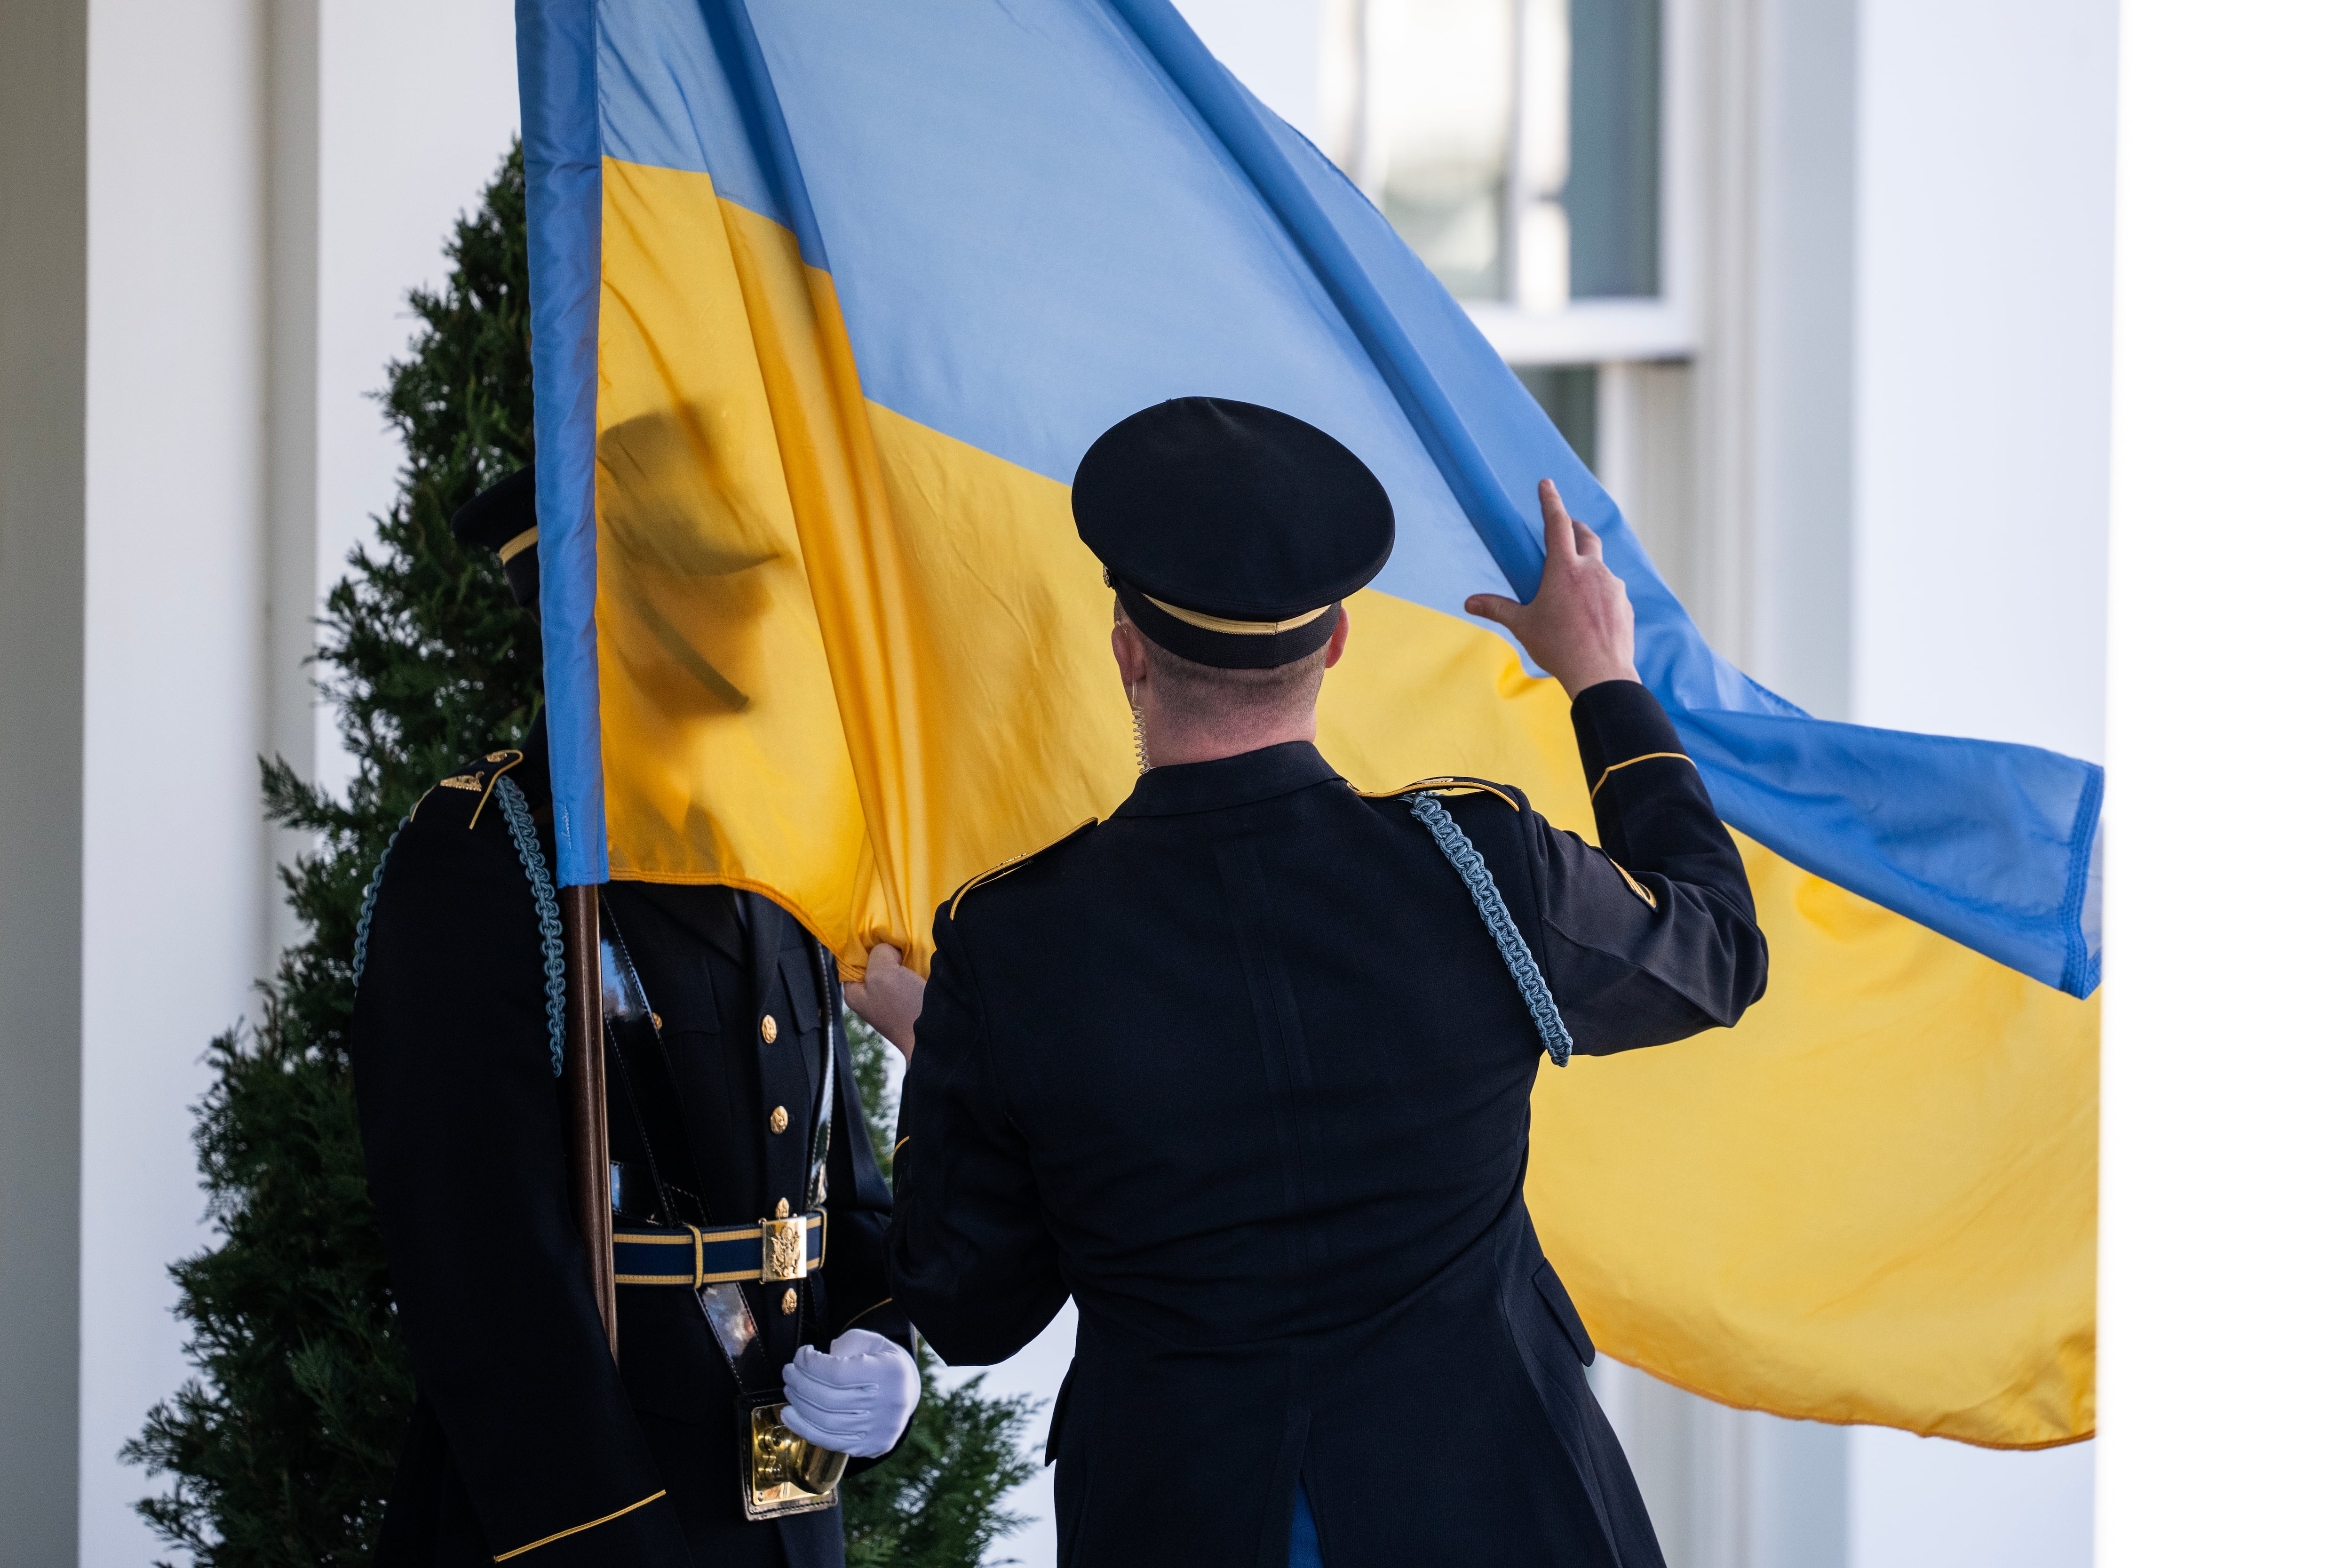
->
xmin=1838 ymin=4 xmax=2117 ymax=1563
xmin=1849 ymin=0 xmax=2117 ymax=764
xmin=311 ymin=2 xmax=520 ymax=796
xmin=1176 ymin=0 xmax=1322 ymax=133
xmin=1852 ymin=1434 xmax=2096 ymax=1568
xmin=80 ymin=3 xmax=272 ymax=1558
xmin=2101 ymin=3 xmax=2352 ymax=1562
xmin=950 ymin=1302 xmax=1081 ymax=1568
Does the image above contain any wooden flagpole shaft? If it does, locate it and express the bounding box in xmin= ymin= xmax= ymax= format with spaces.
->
xmin=561 ymin=883 xmax=617 ymax=1360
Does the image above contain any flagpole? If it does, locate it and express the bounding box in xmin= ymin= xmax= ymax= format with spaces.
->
xmin=561 ymin=883 xmax=617 ymax=1359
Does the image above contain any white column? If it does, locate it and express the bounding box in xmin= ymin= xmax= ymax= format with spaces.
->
xmin=1745 ymin=0 xmax=1860 ymax=719
xmin=55 ymin=3 xmax=520 ymax=1559
xmin=80 ymin=2 xmax=274 ymax=1559
xmin=1591 ymin=1357 xmax=1851 ymax=1568
xmin=81 ymin=6 xmax=275 ymax=1561
xmin=2100 ymin=4 xmax=2352 ymax=1562
xmin=311 ymin=0 xmax=520 ymax=801
xmin=263 ymin=0 xmax=323 ymax=958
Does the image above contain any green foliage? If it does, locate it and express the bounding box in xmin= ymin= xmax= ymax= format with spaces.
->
xmin=119 ymin=1009 xmax=411 ymax=1565
xmin=127 ymin=145 xmax=1037 ymax=1566
xmin=842 ymin=1022 xmax=1040 ymax=1565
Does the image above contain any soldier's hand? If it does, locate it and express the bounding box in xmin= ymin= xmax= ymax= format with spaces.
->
xmin=1463 ymin=478 xmax=1640 ymax=696
xmin=845 ymin=943 xmax=922 ymax=1061
xmin=779 ymin=1329 xmax=922 ymax=1457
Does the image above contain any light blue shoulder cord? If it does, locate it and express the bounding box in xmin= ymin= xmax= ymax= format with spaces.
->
xmin=350 ymin=778 xmax=567 ymax=1077
xmin=351 ymin=824 xmax=404 ymax=987
xmin=492 ymin=775 xmax=569 ymax=1077
xmin=1405 ymin=792 xmax=1575 ymax=1066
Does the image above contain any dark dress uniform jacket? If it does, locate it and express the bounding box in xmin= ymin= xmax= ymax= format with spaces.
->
xmin=888 ymin=680 xmax=1767 ymax=1568
xmin=352 ymin=733 xmax=911 ymax=1568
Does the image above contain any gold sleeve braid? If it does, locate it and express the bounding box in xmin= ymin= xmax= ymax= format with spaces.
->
xmin=1586 ymin=751 xmax=1695 ymax=801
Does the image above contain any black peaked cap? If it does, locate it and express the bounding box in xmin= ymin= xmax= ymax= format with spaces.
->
xmin=451 ymin=465 xmax=540 ymax=612
xmin=1074 ymin=398 xmax=1394 ymax=669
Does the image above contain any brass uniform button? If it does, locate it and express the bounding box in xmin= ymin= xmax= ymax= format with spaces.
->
xmin=650 ymin=1012 xmax=662 ymax=1031
xmin=775 ymin=1196 xmax=792 ymax=1218
xmin=769 ymin=1105 xmax=790 ymax=1134
xmin=781 ymin=1287 xmax=799 ymax=1315
xmin=760 ymin=1014 xmax=779 ymax=1044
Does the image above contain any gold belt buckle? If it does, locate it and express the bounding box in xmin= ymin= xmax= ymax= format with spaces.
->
xmin=760 ymin=1210 xmax=825 ymax=1283
xmin=761 ymin=1217 xmax=806 ymax=1283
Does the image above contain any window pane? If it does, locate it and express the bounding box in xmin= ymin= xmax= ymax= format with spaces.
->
xmin=1566 ymin=0 xmax=1663 ymax=298
xmin=1515 ymin=364 xmax=1599 ymax=467
xmin=1374 ymin=0 xmax=1514 ymax=300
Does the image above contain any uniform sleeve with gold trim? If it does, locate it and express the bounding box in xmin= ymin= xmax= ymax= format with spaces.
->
xmin=884 ymin=908 xmax=1070 ymax=1367
xmin=352 ymin=776 xmax=695 ymax=1565
xmin=1510 ymin=680 xmax=1766 ymax=1054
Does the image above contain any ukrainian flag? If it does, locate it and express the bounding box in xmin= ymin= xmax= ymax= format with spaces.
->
xmin=519 ymin=0 xmax=2098 ymax=1449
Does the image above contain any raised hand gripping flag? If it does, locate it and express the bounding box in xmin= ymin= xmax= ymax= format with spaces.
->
xmin=519 ymin=0 xmax=2098 ymax=1448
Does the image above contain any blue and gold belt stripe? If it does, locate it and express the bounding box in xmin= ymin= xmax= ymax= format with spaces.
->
xmin=613 ymin=1214 xmax=825 ymax=1288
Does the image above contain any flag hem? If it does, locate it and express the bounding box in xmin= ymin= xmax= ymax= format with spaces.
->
xmin=520 ymin=0 xmax=610 ymax=887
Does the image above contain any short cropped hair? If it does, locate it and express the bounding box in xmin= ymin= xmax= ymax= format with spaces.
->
xmin=1116 ymin=600 xmax=1327 ymax=729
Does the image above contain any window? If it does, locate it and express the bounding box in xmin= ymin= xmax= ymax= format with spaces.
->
xmin=1515 ymin=364 xmax=1598 ymax=463
xmin=1319 ymin=0 xmax=1707 ymax=627
xmin=1567 ymin=0 xmax=1663 ymax=300
xmin=1355 ymin=0 xmax=1516 ymax=300
xmin=1322 ymin=0 xmax=1695 ymax=358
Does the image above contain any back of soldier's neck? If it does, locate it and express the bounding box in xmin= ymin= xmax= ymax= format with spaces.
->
xmin=1142 ymin=716 xmax=1317 ymax=770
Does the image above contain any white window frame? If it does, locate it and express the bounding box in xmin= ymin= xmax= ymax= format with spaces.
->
xmin=1460 ymin=0 xmax=1702 ymax=366
xmin=1324 ymin=0 xmax=1703 ymax=365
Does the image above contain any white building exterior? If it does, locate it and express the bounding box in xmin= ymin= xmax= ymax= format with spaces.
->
xmin=2 ymin=4 xmax=524 ymax=1561
xmin=0 ymin=0 xmax=2142 ymax=1563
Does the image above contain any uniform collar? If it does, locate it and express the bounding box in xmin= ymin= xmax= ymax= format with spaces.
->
xmin=1112 ymin=740 xmax=1341 ymax=819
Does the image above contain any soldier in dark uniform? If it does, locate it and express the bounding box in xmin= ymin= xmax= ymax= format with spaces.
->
xmin=861 ymin=399 xmax=1768 ymax=1567
xmin=351 ymin=468 xmax=920 ymax=1567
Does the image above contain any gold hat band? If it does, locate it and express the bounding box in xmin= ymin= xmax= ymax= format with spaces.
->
xmin=1139 ymin=591 xmax=1334 ymax=637
xmin=497 ymin=525 xmax=540 ymax=564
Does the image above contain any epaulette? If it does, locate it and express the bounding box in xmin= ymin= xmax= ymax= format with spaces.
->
xmin=1351 ymin=775 xmax=1522 ymax=811
xmin=947 ymin=818 xmax=1099 ymax=918
xmin=408 ymin=749 xmax=526 ymax=831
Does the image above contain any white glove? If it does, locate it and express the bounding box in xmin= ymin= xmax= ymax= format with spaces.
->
xmin=778 ymin=1328 xmax=921 ymax=1458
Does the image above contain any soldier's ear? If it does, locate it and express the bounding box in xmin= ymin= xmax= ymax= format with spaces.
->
xmin=1323 ymin=606 xmax=1351 ymax=670
xmin=1110 ymin=613 xmax=1151 ymax=692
